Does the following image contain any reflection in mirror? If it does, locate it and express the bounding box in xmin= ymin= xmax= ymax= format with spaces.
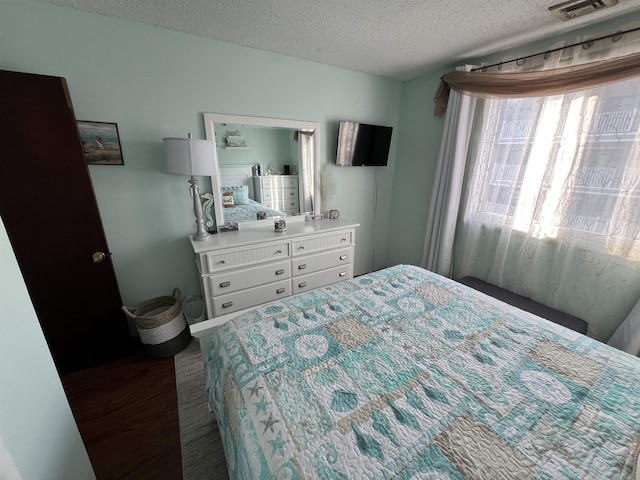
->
xmin=203 ymin=113 xmax=321 ymax=230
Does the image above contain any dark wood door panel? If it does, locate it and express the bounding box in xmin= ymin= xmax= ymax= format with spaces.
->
xmin=0 ymin=70 xmax=132 ymax=373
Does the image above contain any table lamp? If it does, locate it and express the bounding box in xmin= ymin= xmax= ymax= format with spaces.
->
xmin=164 ymin=133 xmax=218 ymax=241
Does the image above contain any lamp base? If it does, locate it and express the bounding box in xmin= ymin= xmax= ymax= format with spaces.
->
xmin=189 ymin=176 xmax=211 ymax=241
xmin=192 ymin=231 xmax=211 ymax=241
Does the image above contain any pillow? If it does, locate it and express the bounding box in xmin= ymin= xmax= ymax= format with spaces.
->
xmin=222 ymin=191 xmax=235 ymax=208
xmin=221 ymin=185 xmax=249 ymax=205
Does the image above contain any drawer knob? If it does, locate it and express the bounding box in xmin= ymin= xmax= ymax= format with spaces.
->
xmin=298 ymin=264 xmax=307 ymax=270
xmin=275 ymin=269 xmax=285 ymax=275
xmin=219 ymin=281 xmax=231 ymax=288
xmin=341 ymin=238 xmax=347 ymax=242
xmin=275 ymin=249 xmax=282 ymax=254
xmin=276 ymin=288 xmax=285 ymax=294
xmin=298 ymin=282 xmax=307 ymax=288
xmin=339 ymin=255 xmax=347 ymax=260
xmin=339 ymin=272 xmax=347 ymax=277
xmin=222 ymin=301 xmax=233 ymax=308
xmin=298 ymin=246 xmax=305 ymax=250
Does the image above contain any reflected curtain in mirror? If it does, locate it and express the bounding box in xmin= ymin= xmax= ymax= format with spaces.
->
xmin=296 ymin=130 xmax=314 ymax=213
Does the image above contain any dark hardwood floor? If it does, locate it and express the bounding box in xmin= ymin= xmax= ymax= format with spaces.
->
xmin=61 ymin=345 xmax=183 ymax=480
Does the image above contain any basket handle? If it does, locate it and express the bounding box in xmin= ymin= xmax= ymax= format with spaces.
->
xmin=122 ymin=288 xmax=181 ymax=319
xmin=122 ymin=305 xmax=137 ymax=319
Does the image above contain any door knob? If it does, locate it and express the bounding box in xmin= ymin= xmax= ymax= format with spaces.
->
xmin=92 ymin=252 xmax=107 ymax=263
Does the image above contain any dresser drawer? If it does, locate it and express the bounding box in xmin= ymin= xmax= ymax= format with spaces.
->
xmin=292 ymin=264 xmax=353 ymax=294
xmin=291 ymin=247 xmax=352 ymax=277
xmin=291 ymin=230 xmax=352 ymax=256
xmin=208 ymin=260 xmax=290 ymax=296
xmin=258 ymin=176 xmax=298 ymax=189
xmin=213 ymin=279 xmax=291 ymax=316
xmin=205 ymin=242 xmax=289 ymax=272
xmin=263 ymin=198 xmax=299 ymax=212
xmin=262 ymin=188 xmax=297 ymax=202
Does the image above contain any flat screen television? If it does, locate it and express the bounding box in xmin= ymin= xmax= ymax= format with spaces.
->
xmin=335 ymin=121 xmax=392 ymax=166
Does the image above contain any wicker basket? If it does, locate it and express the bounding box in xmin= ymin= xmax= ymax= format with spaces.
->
xmin=122 ymin=288 xmax=191 ymax=358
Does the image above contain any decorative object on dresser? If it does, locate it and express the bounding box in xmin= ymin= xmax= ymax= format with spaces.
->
xmin=274 ymin=218 xmax=287 ymax=232
xmin=164 ymin=133 xmax=218 ymax=241
xmin=190 ymin=218 xmax=359 ymax=320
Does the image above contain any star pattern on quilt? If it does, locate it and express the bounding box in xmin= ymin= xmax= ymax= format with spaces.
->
xmin=254 ymin=396 xmax=268 ymax=416
xmin=248 ymin=382 xmax=264 ymax=398
xmin=261 ymin=412 xmax=280 ymax=434
xmin=268 ymin=431 xmax=287 ymax=457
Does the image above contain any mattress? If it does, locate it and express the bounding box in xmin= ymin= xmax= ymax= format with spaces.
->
xmin=205 ymin=264 xmax=640 ymax=479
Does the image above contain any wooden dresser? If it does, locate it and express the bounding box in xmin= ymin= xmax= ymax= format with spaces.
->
xmin=190 ymin=218 xmax=359 ymax=319
xmin=253 ymin=175 xmax=300 ymax=214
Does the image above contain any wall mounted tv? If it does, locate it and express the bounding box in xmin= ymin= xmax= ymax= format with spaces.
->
xmin=335 ymin=121 xmax=392 ymax=166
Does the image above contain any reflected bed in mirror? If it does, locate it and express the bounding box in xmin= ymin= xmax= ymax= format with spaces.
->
xmin=203 ymin=113 xmax=321 ymax=230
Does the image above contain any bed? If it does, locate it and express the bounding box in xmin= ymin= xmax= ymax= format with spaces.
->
xmin=217 ymin=165 xmax=287 ymax=224
xmin=193 ymin=264 xmax=640 ymax=479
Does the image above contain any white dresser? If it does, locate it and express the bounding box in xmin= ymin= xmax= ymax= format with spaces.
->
xmin=191 ymin=218 xmax=359 ymax=319
xmin=253 ymin=175 xmax=299 ymax=214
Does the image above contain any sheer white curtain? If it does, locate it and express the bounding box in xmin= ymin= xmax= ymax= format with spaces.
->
xmin=450 ymin=33 xmax=640 ymax=347
xmin=297 ymin=131 xmax=314 ymax=213
xmin=420 ymin=66 xmax=476 ymax=276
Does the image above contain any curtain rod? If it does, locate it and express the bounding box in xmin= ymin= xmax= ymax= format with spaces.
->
xmin=471 ymin=26 xmax=640 ymax=72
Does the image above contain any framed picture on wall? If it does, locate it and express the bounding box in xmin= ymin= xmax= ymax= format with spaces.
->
xmin=77 ymin=121 xmax=124 ymax=165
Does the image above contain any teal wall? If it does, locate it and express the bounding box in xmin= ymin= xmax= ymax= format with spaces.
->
xmin=1 ymin=0 xmax=403 ymax=309
xmin=389 ymin=12 xmax=640 ymax=268
xmin=216 ymin=124 xmax=294 ymax=176
xmin=388 ymin=68 xmax=449 ymax=266
xmin=0 ymin=218 xmax=95 ymax=480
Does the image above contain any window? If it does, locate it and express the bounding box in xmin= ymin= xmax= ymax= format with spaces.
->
xmin=465 ymin=76 xmax=640 ymax=259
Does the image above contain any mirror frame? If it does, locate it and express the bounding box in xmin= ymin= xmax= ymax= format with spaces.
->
xmin=203 ymin=113 xmax=321 ymax=229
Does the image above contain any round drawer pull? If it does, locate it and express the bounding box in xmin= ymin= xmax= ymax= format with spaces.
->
xmin=339 ymin=255 xmax=347 ymax=260
xmin=218 ymin=260 xmax=226 ymax=264
xmin=341 ymin=238 xmax=347 ymax=242
xmin=276 ymin=288 xmax=285 ymax=294
xmin=298 ymin=246 xmax=305 ymax=250
xmin=275 ymin=249 xmax=282 ymax=254
xmin=222 ymin=301 xmax=233 ymax=308
xmin=339 ymin=272 xmax=347 ymax=277
xmin=219 ymin=281 xmax=231 ymax=288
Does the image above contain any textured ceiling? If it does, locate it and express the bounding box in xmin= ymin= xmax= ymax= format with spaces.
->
xmin=38 ymin=0 xmax=640 ymax=80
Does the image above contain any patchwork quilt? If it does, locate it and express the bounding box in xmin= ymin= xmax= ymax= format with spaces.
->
xmin=205 ymin=264 xmax=640 ymax=479
xmin=221 ymin=198 xmax=287 ymax=224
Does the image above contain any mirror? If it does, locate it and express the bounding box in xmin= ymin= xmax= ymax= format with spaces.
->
xmin=204 ymin=113 xmax=321 ymax=230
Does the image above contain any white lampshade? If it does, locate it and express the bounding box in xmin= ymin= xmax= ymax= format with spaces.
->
xmin=163 ymin=137 xmax=218 ymax=177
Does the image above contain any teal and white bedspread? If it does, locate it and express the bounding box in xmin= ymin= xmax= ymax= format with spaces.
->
xmin=205 ymin=264 xmax=640 ymax=479
xmin=222 ymin=198 xmax=286 ymax=224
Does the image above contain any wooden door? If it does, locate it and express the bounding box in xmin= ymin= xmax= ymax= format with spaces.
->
xmin=0 ymin=70 xmax=133 ymax=374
